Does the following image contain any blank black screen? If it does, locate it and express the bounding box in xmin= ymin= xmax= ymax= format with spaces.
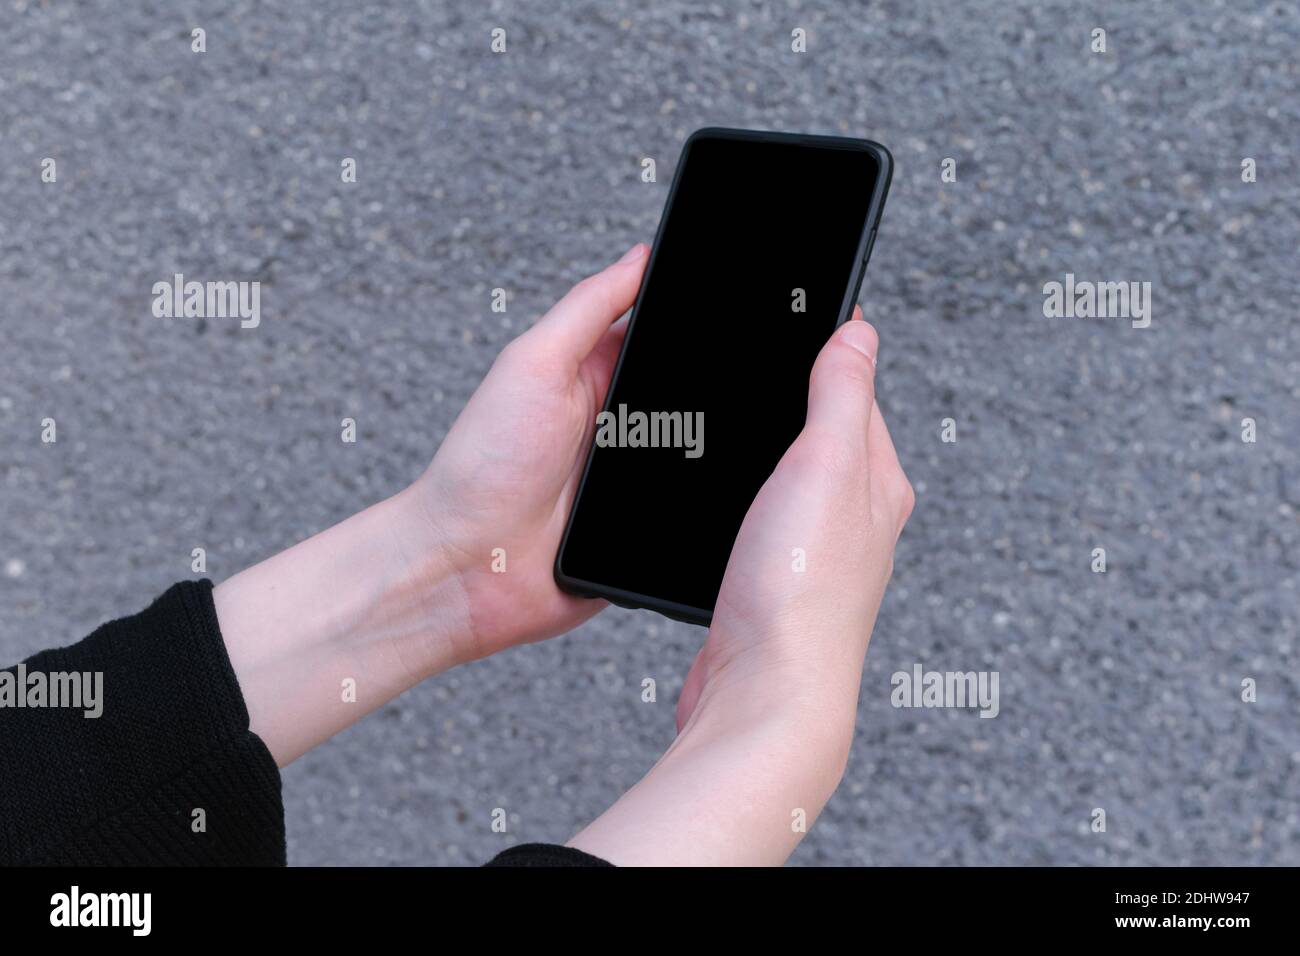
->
xmin=559 ymin=133 xmax=880 ymax=616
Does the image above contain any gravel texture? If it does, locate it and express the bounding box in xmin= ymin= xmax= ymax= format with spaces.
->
xmin=1 ymin=0 xmax=1296 ymax=865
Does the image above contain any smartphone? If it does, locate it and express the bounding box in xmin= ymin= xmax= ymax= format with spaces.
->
xmin=555 ymin=127 xmax=893 ymax=626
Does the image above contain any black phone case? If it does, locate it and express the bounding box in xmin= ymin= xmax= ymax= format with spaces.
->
xmin=554 ymin=126 xmax=894 ymax=627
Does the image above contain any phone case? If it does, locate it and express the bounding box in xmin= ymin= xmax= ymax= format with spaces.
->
xmin=554 ymin=126 xmax=894 ymax=627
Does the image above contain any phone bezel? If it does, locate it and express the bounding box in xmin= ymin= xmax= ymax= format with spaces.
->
xmin=553 ymin=126 xmax=894 ymax=627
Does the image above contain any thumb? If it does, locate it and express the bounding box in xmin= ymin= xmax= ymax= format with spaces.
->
xmin=525 ymin=243 xmax=648 ymax=366
xmin=803 ymin=313 xmax=878 ymax=453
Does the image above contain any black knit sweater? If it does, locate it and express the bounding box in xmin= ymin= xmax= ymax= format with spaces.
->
xmin=0 ymin=581 xmax=608 ymax=867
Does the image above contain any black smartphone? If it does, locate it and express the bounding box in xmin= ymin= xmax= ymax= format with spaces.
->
xmin=555 ymin=127 xmax=893 ymax=626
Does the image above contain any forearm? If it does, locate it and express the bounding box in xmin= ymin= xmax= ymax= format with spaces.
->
xmin=568 ymin=701 xmax=852 ymax=866
xmin=213 ymin=488 xmax=472 ymax=767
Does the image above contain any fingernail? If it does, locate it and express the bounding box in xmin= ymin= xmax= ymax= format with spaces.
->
xmin=839 ymin=320 xmax=878 ymax=367
xmin=618 ymin=243 xmax=647 ymax=264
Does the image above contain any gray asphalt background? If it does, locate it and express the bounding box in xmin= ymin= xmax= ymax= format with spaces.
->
xmin=2 ymin=0 xmax=1297 ymax=866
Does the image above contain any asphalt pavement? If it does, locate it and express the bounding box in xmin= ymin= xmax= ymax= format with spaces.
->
xmin=1 ymin=0 xmax=1296 ymax=865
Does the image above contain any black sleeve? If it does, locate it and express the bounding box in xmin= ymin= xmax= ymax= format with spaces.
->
xmin=0 ymin=580 xmax=285 ymax=866
xmin=484 ymin=844 xmax=614 ymax=867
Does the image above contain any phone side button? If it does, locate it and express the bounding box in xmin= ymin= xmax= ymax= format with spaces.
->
xmin=862 ymin=228 xmax=877 ymax=267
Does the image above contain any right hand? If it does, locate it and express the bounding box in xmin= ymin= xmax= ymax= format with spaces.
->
xmin=569 ymin=311 xmax=914 ymax=865
xmin=677 ymin=310 xmax=914 ymax=798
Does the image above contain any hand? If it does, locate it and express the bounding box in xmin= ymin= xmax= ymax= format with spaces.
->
xmin=215 ymin=245 xmax=648 ymax=765
xmin=406 ymin=243 xmax=649 ymax=659
xmin=679 ymin=309 xmax=912 ymax=750
xmin=569 ymin=313 xmax=913 ymax=865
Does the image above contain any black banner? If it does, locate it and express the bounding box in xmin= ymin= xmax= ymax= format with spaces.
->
xmin=1 ymin=866 xmax=1282 ymax=941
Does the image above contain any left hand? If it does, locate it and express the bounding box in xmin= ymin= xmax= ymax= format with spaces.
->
xmin=216 ymin=245 xmax=649 ymax=764
xmin=405 ymin=243 xmax=649 ymax=659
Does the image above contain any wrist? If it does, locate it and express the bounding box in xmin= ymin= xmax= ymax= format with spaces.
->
xmin=677 ymin=684 xmax=854 ymax=806
xmin=402 ymin=470 xmax=601 ymax=660
xmin=214 ymin=489 xmax=474 ymax=764
xmin=571 ymin=709 xmax=846 ymax=866
xmin=375 ymin=486 xmax=479 ymax=673
xmin=681 ymin=634 xmax=861 ymax=785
